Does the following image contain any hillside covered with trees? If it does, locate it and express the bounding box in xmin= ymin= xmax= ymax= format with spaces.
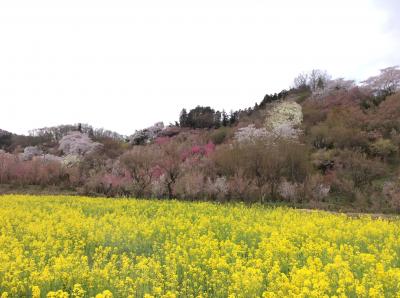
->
xmin=1 ymin=66 xmax=400 ymax=213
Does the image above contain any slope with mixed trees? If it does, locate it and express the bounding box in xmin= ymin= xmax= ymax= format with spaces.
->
xmin=1 ymin=66 xmax=400 ymax=213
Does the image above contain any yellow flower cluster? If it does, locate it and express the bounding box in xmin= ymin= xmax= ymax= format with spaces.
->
xmin=0 ymin=195 xmax=399 ymax=297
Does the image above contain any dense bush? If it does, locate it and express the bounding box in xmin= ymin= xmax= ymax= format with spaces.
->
xmin=212 ymin=139 xmax=310 ymax=202
xmin=209 ymin=127 xmax=230 ymax=144
xmin=120 ymin=146 xmax=157 ymax=197
xmin=0 ymin=130 xmax=12 ymax=150
xmin=0 ymin=152 xmax=65 ymax=186
xmin=180 ymin=106 xmax=221 ymax=129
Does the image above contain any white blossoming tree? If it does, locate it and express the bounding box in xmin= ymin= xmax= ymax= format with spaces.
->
xmin=265 ymin=101 xmax=303 ymax=140
xmin=311 ymin=78 xmax=355 ymax=97
xmin=235 ymin=101 xmax=303 ymax=143
xmin=129 ymin=122 xmax=165 ymax=145
xmin=362 ymin=66 xmax=400 ymax=96
xmin=59 ymin=132 xmax=103 ymax=156
xmin=234 ymin=124 xmax=270 ymax=143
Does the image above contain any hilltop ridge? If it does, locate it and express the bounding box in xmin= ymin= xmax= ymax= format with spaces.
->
xmin=1 ymin=66 xmax=400 ymax=213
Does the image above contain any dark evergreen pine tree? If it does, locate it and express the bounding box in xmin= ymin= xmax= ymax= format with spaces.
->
xmin=222 ymin=110 xmax=228 ymax=126
xmin=179 ymin=108 xmax=188 ymax=127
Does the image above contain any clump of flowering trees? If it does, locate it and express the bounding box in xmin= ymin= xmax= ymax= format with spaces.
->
xmin=362 ymin=66 xmax=400 ymax=97
xmin=0 ymin=151 xmax=65 ymax=186
xmin=129 ymin=122 xmax=165 ymax=145
xmin=2 ymin=66 xmax=400 ymax=212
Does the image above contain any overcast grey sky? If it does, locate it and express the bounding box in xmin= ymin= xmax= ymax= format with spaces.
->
xmin=0 ymin=0 xmax=399 ymax=135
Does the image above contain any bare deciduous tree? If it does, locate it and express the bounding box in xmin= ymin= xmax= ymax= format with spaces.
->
xmin=293 ymin=72 xmax=309 ymax=89
xmin=120 ymin=146 xmax=157 ymax=197
xmin=293 ymin=69 xmax=331 ymax=93
xmin=308 ymin=69 xmax=331 ymax=92
xmin=156 ymin=141 xmax=184 ymax=199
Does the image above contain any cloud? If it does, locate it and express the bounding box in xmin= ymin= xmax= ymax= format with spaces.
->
xmin=0 ymin=0 xmax=398 ymax=135
xmin=372 ymin=0 xmax=400 ymax=65
xmin=378 ymin=0 xmax=400 ymax=29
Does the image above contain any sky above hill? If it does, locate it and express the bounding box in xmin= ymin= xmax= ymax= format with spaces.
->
xmin=0 ymin=0 xmax=399 ymax=135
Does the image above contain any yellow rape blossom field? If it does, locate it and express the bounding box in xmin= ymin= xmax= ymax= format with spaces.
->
xmin=1 ymin=195 xmax=400 ymax=298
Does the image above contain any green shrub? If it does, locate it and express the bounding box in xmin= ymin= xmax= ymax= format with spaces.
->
xmin=369 ymin=138 xmax=398 ymax=161
xmin=210 ymin=127 xmax=229 ymax=145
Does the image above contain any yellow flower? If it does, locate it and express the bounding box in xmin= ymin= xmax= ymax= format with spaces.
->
xmin=72 ymin=284 xmax=86 ymax=298
xmin=0 ymin=195 xmax=399 ymax=297
xmin=95 ymin=290 xmax=113 ymax=298
xmin=32 ymin=286 xmax=41 ymax=298
xmin=46 ymin=290 xmax=69 ymax=298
